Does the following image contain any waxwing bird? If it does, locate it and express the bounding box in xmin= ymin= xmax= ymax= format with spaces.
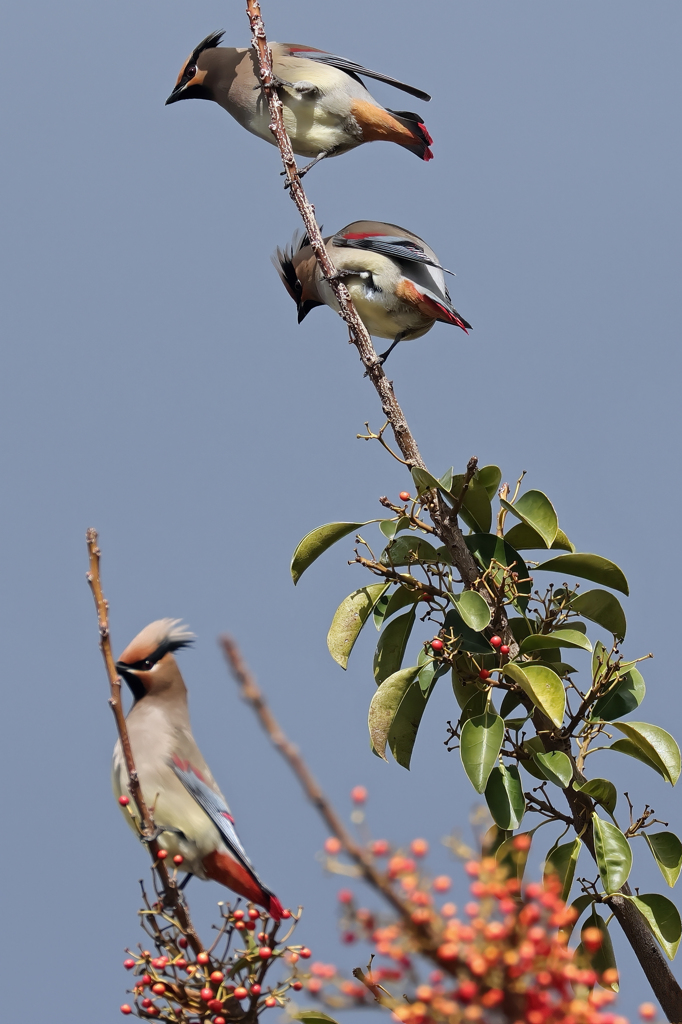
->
xmin=112 ymin=619 xmax=283 ymax=919
xmin=274 ymin=220 xmax=472 ymax=365
xmin=165 ymin=31 xmax=433 ymax=175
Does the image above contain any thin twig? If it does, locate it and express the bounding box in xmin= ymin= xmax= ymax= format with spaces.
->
xmin=85 ymin=529 xmax=203 ymax=954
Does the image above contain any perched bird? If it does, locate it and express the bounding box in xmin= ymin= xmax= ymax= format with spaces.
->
xmin=274 ymin=220 xmax=472 ymax=365
xmin=112 ymin=619 xmax=283 ymax=919
xmin=165 ymin=31 xmax=433 ymax=175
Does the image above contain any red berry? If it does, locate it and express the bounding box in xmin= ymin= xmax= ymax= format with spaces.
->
xmin=289 ymin=953 xmax=299 ymax=963
xmin=299 ymin=947 xmax=312 ymax=959
xmin=123 ymin=958 xmax=136 ymax=970
xmin=259 ymin=946 xmax=272 ymax=959
xmin=175 ymin=959 xmax=187 ymax=969
xmin=173 ymin=854 xmax=183 ymax=865
xmin=410 ymin=838 xmax=429 ymax=857
xmin=338 ymin=888 xmax=353 ymax=904
xmin=118 ymin=795 xmax=130 ymax=806
xmin=281 ymin=909 xmax=291 ymax=919
xmin=215 ymin=1018 xmax=227 ymax=1024
xmin=258 ymin=932 xmax=268 ymax=942
xmin=490 ymin=635 xmax=502 ymax=648
xmin=324 ymin=836 xmax=342 ymax=854
xmin=147 ymin=1009 xmax=159 ymax=1019
xmin=152 ymin=983 xmax=166 ymax=995
xmin=233 ymin=909 xmax=245 ymax=920
xmin=500 ymin=645 xmax=510 ymax=655
xmin=292 ymin=981 xmax=303 ymax=991
xmin=234 ymin=987 xmax=248 ymax=1000
xmin=208 ymin=999 xmax=223 ymax=1012
xmin=245 ymin=920 xmax=256 ymax=931
xmin=197 ymin=952 xmax=210 ymax=965
xmin=201 ymin=987 xmax=214 ymax=1001
xmin=141 ymin=998 xmax=153 ymax=1009
xmin=399 ymin=491 xmax=411 ymax=501
xmin=178 ymin=937 xmax=188 ymax=949
xmin=420 ymin=592 xmax=431 ymax=601
xmin=342 ymin=931 xmax=356 ymax=944
xmin=265 ymin=997 xmax=277 ymax=1007
xmin=371 ymin=839 xmax=389 ymax=856
xmin=120 ymin=1006 xmax=132 ymax=1016
xmin=210 ymin=971 xmax=224 ymax=983
xmin=156 ymin=849 xmax=168 ymax=860
xmin=248 ymin=907 xmax=260 ymax=919
xmin=479 ymin=669 xmax=490 ymax=680
xmin=350 ymin=785 xmax=367 ymax=804
xmin=234 ymin=920 xmax=246 ymax=930
xmin=251 ymin=984 xmax=262 ymax=995
xmin=430 ymin=638 xmax=444 ymax=652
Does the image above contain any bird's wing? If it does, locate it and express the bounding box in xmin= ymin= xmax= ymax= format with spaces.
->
xmin=170 ymin=755 xmax=255 ymax=873
xmin=332 ymin=232 xmax=453 ymax=275
xmin=284 ymin=45 xmax=431 ymax=102
xmin=396 ymin=278 xmax=472 ymax=332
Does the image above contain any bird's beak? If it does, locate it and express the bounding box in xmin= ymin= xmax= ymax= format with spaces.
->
xmin=165 ymin=86 xmax=184 ymax=106
xmin=116 ymin=661 xmax=136 ymax=677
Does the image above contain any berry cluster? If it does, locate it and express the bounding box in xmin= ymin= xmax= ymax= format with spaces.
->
xmin=119 ymin=890 xmax=308 ymax=1021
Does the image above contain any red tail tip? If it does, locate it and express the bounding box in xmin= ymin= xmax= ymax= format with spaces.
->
xmin=419 ymin=123 xmax=434 ymax=147
xmin=423 ymin=147 xmax=434 ymax=162
xmin=268 ymin=896 xmax=284 ymax=921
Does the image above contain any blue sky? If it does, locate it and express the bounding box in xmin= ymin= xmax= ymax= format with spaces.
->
xmin=1 ymin=1 xmax=681 ymax=1018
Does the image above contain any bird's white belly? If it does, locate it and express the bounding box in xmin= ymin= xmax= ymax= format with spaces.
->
xmin=321 ymin=278 xmax=432 ymax=340
xmin=247 ymin=95 xmax=356 ymax=158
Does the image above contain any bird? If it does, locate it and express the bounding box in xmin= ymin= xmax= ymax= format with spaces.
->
xmin=165 ymin=31 xmax=433 ymax=176
xmin=273 ymin=220 xmax=472 ymax=366
xmin=111 ymin=619 xmax=284 ymax=920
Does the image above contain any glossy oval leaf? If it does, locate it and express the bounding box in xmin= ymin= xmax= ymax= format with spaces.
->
xmin=383 ymin=586 xmax=420 ymax=623
xmin=459 ymin=689 xmax=489 ymax=725
xmin=485 ymin=765 xmax=526 ymax=830
xmin=534 ymin=750 xmax=573 ymax=788
xmin=503 ymin=663 xmax=566 ymax=728
xmin=373 ymin=588 xmax=392 ymax=631
xmin=328 ymin=584 xmax=389 ymax=669
xmin=443 ymin=608 xmax=494 ymax=655
xmin=460 ymin=711 xmax=505 ymax=793
xmin=465 ymin=534 xmax=532 ymax=613
xmin=645 ymin=832 xmax=682 ymax=889
xmin=581 ymin=911 xmax=619 ymax=991
xmin=574 ymin=778 xmax=617 ymax=815
xmin=368 ymin=666 xmax=420 ymax=760
xmin=449 ymin=476 xmax=493 ymax=533
xmin=609 ymin=738 xmax=671 ymax=781
xmin=544 ymin=838 xmax=582 ymax=901
xmin=504 ymin=522 xmax=574 ymax=552
xmin=534 ymin=553 xmax=629 ymax=596
xmin=570 ymin=589 xmax=627 ymax=640
xmin=388 ymin=679 xmax=434 ymax=769
xmin=519 ymin=629 xmax=592 ymax=655
xmin=612 ymin=722 xmax=681 ymax=785
xmin=589 ymin=668 xmax=645 ymax=722
xmin=451 ymin=590 xmax=491 ymax=632
xmin=500 ymin=490 xmax=558 ymax=548
xmin=380 ymin=535 xmax=443 ymax=567
xmin=592 ymin=813 xmax=632 ymax=893
xmin=373 ymin=606 xmax=417 ymax=685
xmin=294 ymin=1013 xmax=342 ymax=1024
xmin=626 ymin=894 xmax=682 ymax=960
xmin=292 ymin=522 xmax=366 ymax=584
xmin=478 ymin=465 xmax=503 ymax=499
xmin=412 ymin=466 xmax=451 ymax=501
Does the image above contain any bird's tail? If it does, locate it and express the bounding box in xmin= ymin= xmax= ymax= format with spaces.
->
xmin=386 ymin=109 xmax=434 ymax=161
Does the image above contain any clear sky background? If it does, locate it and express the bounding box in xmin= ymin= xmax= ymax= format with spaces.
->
xmin=1 ymin=1 xmax=681 ymax=1019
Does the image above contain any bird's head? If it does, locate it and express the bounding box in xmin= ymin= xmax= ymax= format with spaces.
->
xmin=165 ymin=30 xmax=227 ymax=106
xmin=116 ymin=619 xmax=195 ymax=702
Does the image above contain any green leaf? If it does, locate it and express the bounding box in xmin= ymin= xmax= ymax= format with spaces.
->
xmin=459 ymin=689 xmax=489 ymax=724
xmin=438 ymin=468 xmax=454 ymax=493
xmin=443 ymin=608 xmax=494 ymax=655
xmin=294 ymin=1013 xmax=342 ymax=1024
xmin=581 ymin=909 xmax=619 ymax=990
xmin=373 ymin=589 xmax=392 ymax=631
xmin=592 ymin=813 xmax=632 ymax=893
xmin=570 ymin=589 xmax=627 ymax=640
xmin=645 ymin=832 xmax=682 ymax=889
xmin=449 ymin=476 xmax=493 ymax=532
xmin=503 ymin=663 xmax=566 ymax=728
xmin=625 ymin=894 xmax=682 ymax=960
xmin=465 ymin=534 xmax=532 ymax=613
xmin=477 ymin=465 xmax=502 ymax=499
xmin=534 ymin=750 xmax=573 ymax=788
xmin=519 ymin=629 xmax=592 ymax=655
xmin=368 ymin=666 xmax=420 ymax=760
xmin=291 ymin=522 xmax=367 ymax=584
xmin=327 ymin=584 xmax=389 ymax=669
xmin=534 ymin=553 xmax=629 ymax=596
xmin=417 ymin=654 xmax=448 ymax=694
xmin=612 ymin=722 xmax=681 ymax=785
xmin=460 ymin=711 xmax=505 ymax=793
xmin=504 ymin=522 xmax=574 ymax=552
xmin=589 ymin=669 xmax=645 ymax=722
xmin=452 ymin=660 xmax=486 ymax=708
xmin=544 ymin=838 xmax=582 ymax=901
xmin=485 ymin=764 xmax=526 ymax=830
xmin=380 ymin=535 xmax=445 ymax=567
xmin=412 ymin=466 xmax=451 ymax=501
xmin=388 ymin=679 xmax=434 ymax=769
xmin=383 ymin=586 xmax=420 ymax=623
xmin=373 ymin=606 xmax=417 ymax=684
xmin=500 ymin=489 xmax=558 ymax=548
xmin=574 ymin=778 xmax=617 ymax=815
xmin=609 ymin=738 xmax=672 ymax=781
xmin=500 ymin=689 xmax=525 ymax=719
xmin=451 ymin=590 xmax=491 ymax=632
xmin=496 ymin=830 xmax=534 ymax=883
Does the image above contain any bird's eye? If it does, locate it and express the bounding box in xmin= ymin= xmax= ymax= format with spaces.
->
xmin=185 ymin=64 xmax=197 ymax=82
xmin=143 ymin=659 xmax=154 ymax=670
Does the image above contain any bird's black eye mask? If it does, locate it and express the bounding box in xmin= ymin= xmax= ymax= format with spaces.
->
xmin=119 ymin=637 xmax=194 ymax=674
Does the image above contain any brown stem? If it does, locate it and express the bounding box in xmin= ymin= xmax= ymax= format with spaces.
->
xmin=221 ymin=635 xmax=459 ymax=975
xmin=85 ymin=528 xmax=203 ymax=955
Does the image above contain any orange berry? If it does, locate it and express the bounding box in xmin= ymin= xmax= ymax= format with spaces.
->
xmin=197 ymin=952 xmax=210 ymax=965
xmin=433 ymin=875 xmax=451 ymax=892
xmin=639 ymin=1005 xmax=657 ymax=1021
xmin=410 ymin=839 xmax=429 ymax=857
xmin=324 ymin=836 xmax=342 ymax=854
xmin=512 ymin=834 xmax=531 ymax=851
xmin=234 ymin=987 xmax=248 ymax=1000
xmin=351 ymin=785 xmax=367 ymax=803
xmin=399 ymin=492 xmax=411 ymax=502
xmin=120 ymin=1006 xmax=132 ymax=1015
xmin=582 ymin=926 xmax=603 ymax=953
xmin=265 ymin=997 xmax=277 ymax=1007
xmin=210 ymin=971 xmax=224 ymax=983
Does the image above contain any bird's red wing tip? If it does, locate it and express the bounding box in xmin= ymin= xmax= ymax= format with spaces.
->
xmin=268 ymin=895 xmax=285 ymax=921
xmin=423 ymin=147 xmax=434 ymax=162
xmin=419 ymin=123 xmax=434 ymax=147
